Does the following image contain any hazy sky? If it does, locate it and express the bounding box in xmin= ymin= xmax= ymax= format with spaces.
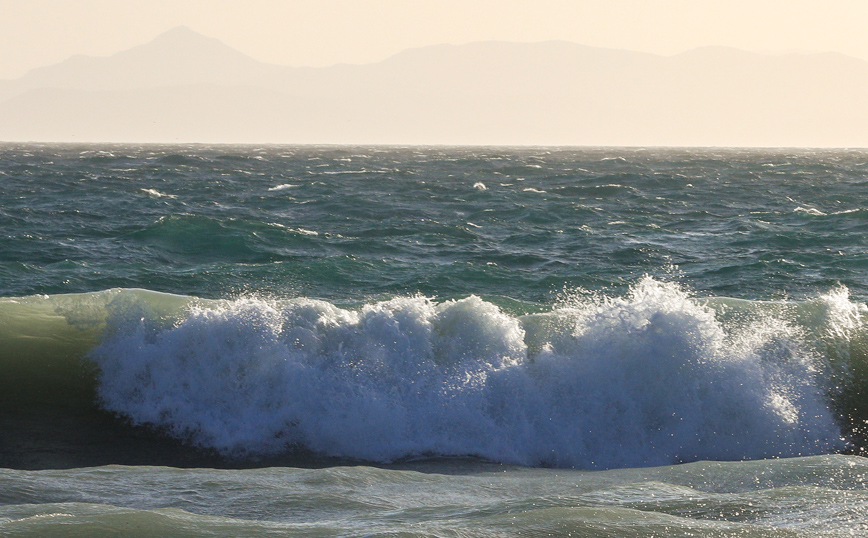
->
xmin=2 ymin=0 xmax=867 ymax=79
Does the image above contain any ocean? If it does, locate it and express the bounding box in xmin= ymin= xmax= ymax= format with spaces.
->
xmin=2 ymin=143 xmax=868 ymax=536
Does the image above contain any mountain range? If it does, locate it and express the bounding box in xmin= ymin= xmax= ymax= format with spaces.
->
xmin=1 ymin=26 xmax=867 ymax=147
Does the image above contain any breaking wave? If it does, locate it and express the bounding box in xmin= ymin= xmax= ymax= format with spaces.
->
xmin=3 ymin=278 xmax=865 ymax=468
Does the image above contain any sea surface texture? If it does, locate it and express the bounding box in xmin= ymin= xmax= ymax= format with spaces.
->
xmin=2 ymin=144 xmax=868 ymax=536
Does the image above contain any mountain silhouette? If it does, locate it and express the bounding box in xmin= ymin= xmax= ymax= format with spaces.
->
xmin=1 ymin=27 xmax=867 ymax=147
xmin=0 ymin=26 xmax=279 ymax=96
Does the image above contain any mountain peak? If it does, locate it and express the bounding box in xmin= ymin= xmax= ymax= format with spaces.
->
xmin=128 ymin=25 xmax=251 ymax=61
xmin=147 ymin=26 xmax=224 ymax=48
xmin=155 ymin=25 xmax=200 ymax=38
xmin=4 ymin=25 xmax=273 ymax=93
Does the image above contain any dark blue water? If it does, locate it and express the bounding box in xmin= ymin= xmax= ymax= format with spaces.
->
xmin=3 ymin=144 xmax=868 ymax=302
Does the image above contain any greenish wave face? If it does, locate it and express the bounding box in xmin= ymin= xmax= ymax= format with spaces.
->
xmin=3 ymin=283 xmax=868 ymax=469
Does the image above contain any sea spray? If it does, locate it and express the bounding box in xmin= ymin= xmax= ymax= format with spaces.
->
xmin=88 ymin=278 xmax=846 ymax=468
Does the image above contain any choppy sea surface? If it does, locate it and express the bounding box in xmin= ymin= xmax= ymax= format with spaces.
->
xmin=2 ymin=144 xmax=868 ymax=536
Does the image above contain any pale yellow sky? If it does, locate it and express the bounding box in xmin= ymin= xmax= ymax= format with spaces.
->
xmin=1 ymin=0 xmax=867 ymax=79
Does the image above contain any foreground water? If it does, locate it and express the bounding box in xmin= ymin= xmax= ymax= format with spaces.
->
xmin=2 ymin=144 xmax=868 ymax=536
xmin=3 ymin=456 xmax=867 ymax=537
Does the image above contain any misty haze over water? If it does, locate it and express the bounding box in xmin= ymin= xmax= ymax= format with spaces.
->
xmin=1 ymin=26 xmax=867 ymax=147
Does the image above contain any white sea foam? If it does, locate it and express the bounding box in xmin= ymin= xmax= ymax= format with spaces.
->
xmin=89 ymin=278 xmax=846 ymax=468
xmin=139 ymin=188 xmax=176 ymax=198
xmin=794 ymin=206 xmax=827 ymax=216
xmin=268 ymin=184 xmax=299 ymax=191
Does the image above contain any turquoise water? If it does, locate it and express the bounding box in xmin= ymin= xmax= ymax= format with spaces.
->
xmin=2 ymin=144 xmax=868 ymax=536
xmin=4 ymin=145 xmax=868 ymax=301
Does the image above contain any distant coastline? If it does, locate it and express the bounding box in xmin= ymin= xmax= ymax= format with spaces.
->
xmin=1 ymin=27 xmax=866 ymax=147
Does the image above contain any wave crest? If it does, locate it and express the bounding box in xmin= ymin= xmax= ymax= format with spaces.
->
xmin=87 ymin=278 xmax=846 ymax=468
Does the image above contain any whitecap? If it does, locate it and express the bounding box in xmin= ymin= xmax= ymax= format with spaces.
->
xmin=794 ymin=206 xmax=827 ymax=216
xmin=139 ymin=188 xmax=176 ymax=199
xmin=268 ymin=184 xmax=299 ymax=191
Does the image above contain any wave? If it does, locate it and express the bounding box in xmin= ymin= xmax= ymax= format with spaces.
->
xmin=2 ymin=278 xmax=866 ymax=468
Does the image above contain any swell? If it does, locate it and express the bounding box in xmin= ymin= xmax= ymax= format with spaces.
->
xmin=2 ymin=279 xmax=867 ymax=469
